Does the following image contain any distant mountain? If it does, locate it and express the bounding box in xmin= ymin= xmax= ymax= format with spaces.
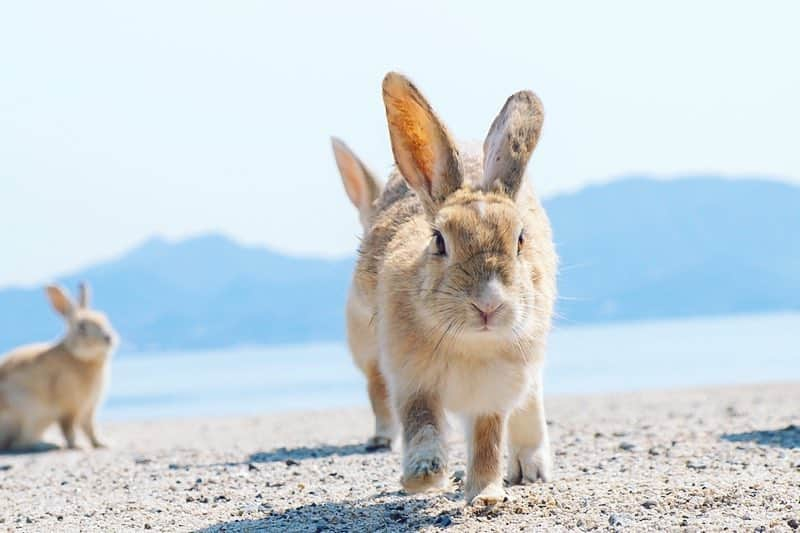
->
xmin=548 ymin=178 xmax=800 ymax=323
xmin=0 ymin=235 xmax=354 ymax=351
xmin=0 ymin=177 xmax=797 ymax=352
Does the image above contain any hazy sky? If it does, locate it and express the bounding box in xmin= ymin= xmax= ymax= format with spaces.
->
xmin=2 ymin=1 xmax=799 ymax=287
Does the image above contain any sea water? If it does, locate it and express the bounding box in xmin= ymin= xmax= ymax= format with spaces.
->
xmin=102 ymin=312 xmax=799 ymax=420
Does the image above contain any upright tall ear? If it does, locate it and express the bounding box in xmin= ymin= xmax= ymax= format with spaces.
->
xmin=78 ymin=282 xmax=91 ymax=309
xmin=331 ymin=137 xmax=382 ymax=225
xmin=382 ymin=72 xmax=462 ymax=211
xmin=482 ymin=90 xmax=544 ymax=198
xmin=46 ymin=285 xmax=75 ymax=318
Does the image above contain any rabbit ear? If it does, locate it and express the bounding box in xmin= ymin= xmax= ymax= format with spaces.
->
xmin=46 ymin=285 xmax=75 ymax=318
xmin=382 ymin=72 xmax=462 ymax=211
xmin=331 ymin=137 xmax=382 ymax=221
xmin=482 ymin=90 xmax=544 ymax=198
xmin=78 ymin=282 xmax=91 ymax=309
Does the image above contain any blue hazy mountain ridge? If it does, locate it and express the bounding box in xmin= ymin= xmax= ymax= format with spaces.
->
xmin=0 ymin=235 xmax=355 ymax=351
xmin=550 ymin=178 xmax=799 ymax=323
xmin=0 ymin=178 xmax=797 ymax=352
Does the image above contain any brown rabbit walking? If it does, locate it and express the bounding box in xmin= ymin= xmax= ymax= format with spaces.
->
xmin=0 ymin=283 xmax=116 ymax=451
xmin=334 ymin=73 xmax=557 ymax=505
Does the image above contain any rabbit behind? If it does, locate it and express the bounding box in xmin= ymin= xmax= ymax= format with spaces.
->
xmin=352 ymin=73 xmax=557 ymax=504
xmin=0 ymin=283 xmax=116 ymax=451
xmin=330 ymin=138 xmax=397 ymax=450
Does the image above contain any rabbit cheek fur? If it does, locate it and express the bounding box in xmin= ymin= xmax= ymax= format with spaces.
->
xmin=358 ymin=73 xmax=557 ymax=505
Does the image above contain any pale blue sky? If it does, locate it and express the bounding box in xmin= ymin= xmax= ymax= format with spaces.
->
xmin=1 ymin=1 xmax=799 ymax=287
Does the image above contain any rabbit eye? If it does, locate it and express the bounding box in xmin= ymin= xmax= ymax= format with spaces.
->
xmin=77 ymin=323 xmax=88 ymax=335
xmin=517 ymin=230 xmax=525 ymax=255
xmin=432 ymin=230 xmax=447 ymax=256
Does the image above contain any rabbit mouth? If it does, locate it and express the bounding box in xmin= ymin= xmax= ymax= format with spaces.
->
xmin=474 ymin=322 xmax=505 ymax=334
xmin=469 ymin=304 xmax=514 ymax=333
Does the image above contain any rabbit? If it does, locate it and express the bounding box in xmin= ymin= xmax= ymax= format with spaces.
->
xmin=349 ymin=72 xmax=557 ymax=505
xmin=330 ymin=137 xmax=397 ymax=451
xmin=331 ymin=137 xmax=383 ymax=230
xmin=0 ymin=283 xmax=116 ymax=451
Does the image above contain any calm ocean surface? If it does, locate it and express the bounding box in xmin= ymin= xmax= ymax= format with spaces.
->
xmin=102 ymin=313 xmax=799 ymax=420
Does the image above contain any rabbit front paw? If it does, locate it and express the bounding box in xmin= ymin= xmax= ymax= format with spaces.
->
xmin=466 ymin=481 xmax=507 ymax=506
xmin=402 ymin=449 xmax=447 ymax=493
xmin=507 ymin=445 xmax=553 ymax=485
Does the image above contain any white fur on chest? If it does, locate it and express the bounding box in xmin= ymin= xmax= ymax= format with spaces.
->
xmin=439 ymin=355 xmax=532 ymax=415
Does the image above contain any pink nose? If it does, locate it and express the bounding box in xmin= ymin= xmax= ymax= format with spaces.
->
xmin=472 ymin=301 xmax=502 ymax=325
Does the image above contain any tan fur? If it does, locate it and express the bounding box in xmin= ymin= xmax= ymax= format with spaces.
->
xmin=0 ymin=284 xmax=116 ymax=451
xmin=331 ymin=138 xmax=383 ymax=229
xmin=399 ymin=391 xmax=447 ymax=492
xmin=332 ymin=139 xmax=396 ymax=449
xmin=466 ymin=413 xmax=506 ymax=504
xmin=345 ymin=72 xmax=557 ymax=504
xmin=382 ymin=74 xmax=462 ymax=208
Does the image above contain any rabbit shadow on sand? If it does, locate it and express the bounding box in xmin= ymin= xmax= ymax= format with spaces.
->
xmin=164 ymin=441 xmax=392 ymax=471
xmin=0 ymin=441 xmax=61 ymax=455
xmin=721 ymin=424 xmax=800 ymax=449
xmin=248 ymin=442 xmax=389 ymax=464
xmin=193 ymin=492 xmax=462 ymax=533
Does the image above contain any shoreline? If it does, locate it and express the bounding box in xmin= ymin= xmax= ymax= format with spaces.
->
xmin=98 ymin=379 xmax=800 ymax=422
xmin=98 ymin=313 xmax=800 ymax=421
xmin=2 ymin=382 xmax=799 ymax=531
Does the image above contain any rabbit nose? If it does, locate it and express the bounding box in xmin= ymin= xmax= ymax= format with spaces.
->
xmin=472 ymin=276 xmax=506 ymax=325
xmin=471 ymin=301 xmax=502 ymax=325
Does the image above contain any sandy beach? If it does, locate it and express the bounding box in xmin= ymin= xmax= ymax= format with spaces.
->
xmin=1 ymin=383 xmax=798 ymax=532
